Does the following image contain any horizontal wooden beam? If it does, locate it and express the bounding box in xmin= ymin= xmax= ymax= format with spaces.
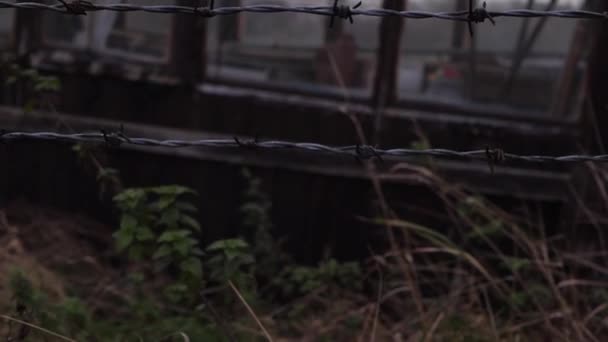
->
xmin=0 ymin=106 xmax=573 ymax=202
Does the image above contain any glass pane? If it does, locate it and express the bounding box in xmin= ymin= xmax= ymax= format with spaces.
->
xmin=397 ymin=0 xmax=587 ymax=117
xmin=99 ymin=0 xmax=173 ymax=61
xmin=0 ymin=10 xmax=13 ymax=48
xmin=42 ymin=0 xmax=90 ymax=48
xmin=42 ymin=0 xmax=173 ymax=61
xmin=207 ymin=0 xmax=381 ymax=98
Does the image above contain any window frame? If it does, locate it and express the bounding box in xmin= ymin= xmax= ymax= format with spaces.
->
xmin=9 ymin=0 xmax=591 ymax=141
xmin=0 ymin=9 xmax=15 ymax=51
xmin=390 ymin=0 xmax=590 ymax=124
xmin=203 ymin=0 xmax=384 ymax=104
xmin=201 ymin=0 xmax=590 ymax=128
xmin=38 ymin=3 xmax=176 ymax=65
xmin=194 ymin=0 xmax=597 ymax=180
xmin=2 ymin=1 xmax=597 ymax=203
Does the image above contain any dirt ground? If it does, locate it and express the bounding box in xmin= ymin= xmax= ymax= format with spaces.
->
xmin=0 ymin=201 xmax=119 ymax=318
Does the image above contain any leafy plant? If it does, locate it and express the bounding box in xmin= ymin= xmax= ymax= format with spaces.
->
xmin=240 ymin=168 xmax=289 ymax=281
xmin=113 ymin=185 xmax=203 ymax=302
xmin=205 ymin=238 xmax=255 ymax=291
xmin=278 ymin=259 xmax=362 ymax=297
xmin=7 ymin=271 xmax=92 ymax=340
xmin=72 ymin=142 xmax=123 ymax=200
xmin=4 ymin=63 xmax=61 ymax=113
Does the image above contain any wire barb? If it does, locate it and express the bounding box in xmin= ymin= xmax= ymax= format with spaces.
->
xmin=194 ymin=0 xmax=215 ymax=18
xmin=355 ymin=143 xmax=384 ymax=164
xmin=100 ymin=124 xmax=130 ymax=148
xmin=468 ymin=0 xmax=495 ymax=37
xmin=234 ymin=135 xmax=260 ymax=149
xmin=485 ymin=146 xmax=505 ymax=173
xmin=57 ymin=0 xmax=92 ymax=15
xmin=330 ymin=0 xmax=362 ymax=28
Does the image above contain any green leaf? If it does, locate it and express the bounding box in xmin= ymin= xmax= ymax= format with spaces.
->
xmin=164 ymin=283 xmax=189 ymax=303
xmin=96 ymin=168 xmax=119 ymax=182
xmin=159 ymin=207 xmax=180 ymax=227
xmin=151 ymin=185 xmax=196 ymax=196
xmin=173 ymin=238 xmax=197 ymax=257
xmin=120 ymin=215 xmax=137 ymax=232
xmin=5 ymin=75 xmax=17 ymax=84
xmin=180 ymin=215 xmax=201 ymax=232
xmin=206 ymin=238 xmax=248 ymax=251
xmin=224 ymin=249 xmax=239 ymax=261
xmin=136 ymin=227 xmax=155 ymax=241
xmin=113 ymin=188 xmax=146 ymax=209
xmin=180 ymin=258 xmax=202 ymax=278
xmin=152 ymin=244 xmax=172 ymax=259
xmin=113 ymin=229 xmax=134 ymax=252
xmin=114 ymin=188 xmax=146 ymax=201
xmin=158 ymin=230 xmax=191 ymax=243
xmin=205 ymin=240 xmax=226 ymax=251
xmin=155 ymin=196 xmax=176 ymax=210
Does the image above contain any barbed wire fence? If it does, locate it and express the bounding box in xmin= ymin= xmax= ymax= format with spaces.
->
xmin=0 ymin=1 xmax=607 ymax=169
xmin=0 ymin=1 xmax=606 ymax=22
xmin=1 ymin=131 xmax=608 ymax=167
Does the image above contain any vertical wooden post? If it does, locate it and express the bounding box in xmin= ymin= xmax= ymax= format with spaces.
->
xmin=550 ymin=21 xmax=590 ymax=117
xmin=218 ymin=0 xmax=241 ymax=43
xmin=451 ymin=0 xmax=467 ymax=59
xmin=588 ymin=1 xmax=608 ymax=150
xmin=13 ymin=1 xmax=42 ymax=59
xmin=371 ymin=0 xmax=405 ymax=146
xmin=558 ymin=0 xmax=608 ymax=243
xmin=171 ymin=0 xmax=206 ymax=83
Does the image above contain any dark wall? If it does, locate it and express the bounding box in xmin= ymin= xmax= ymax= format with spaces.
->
xmin=0 ymin=137 xmax=570 ymax=263
xmin=0 ymin=140 xmax=381 ymax=263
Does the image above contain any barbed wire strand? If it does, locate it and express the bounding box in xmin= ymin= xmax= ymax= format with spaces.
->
xmin=1 ymin=131 xmax=608 ymax=164
xmin=0 ymin=1 xmax=606 ymax=22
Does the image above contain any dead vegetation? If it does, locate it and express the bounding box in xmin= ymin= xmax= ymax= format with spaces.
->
xmin=1 ymin=162 xmax=608 ymax=341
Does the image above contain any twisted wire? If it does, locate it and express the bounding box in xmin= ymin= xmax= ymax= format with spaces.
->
xmin=1 ymin=131 xmax=607 ymax=164
xmin=0 ymin=1 xmax=605 ymax=22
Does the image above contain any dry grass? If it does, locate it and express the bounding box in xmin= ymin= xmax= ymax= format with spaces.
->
xmin=309 ymin=44 xmax=608 ymax=341
xmin=2 ymin=163 xmax=608 ymax=341
xmin=286 ymin=160 xmax=608 ymax=341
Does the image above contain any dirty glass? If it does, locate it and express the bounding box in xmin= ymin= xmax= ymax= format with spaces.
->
xmin=42 ymin=0 xmax=173 ymax=62
xmin=0 ymin=10 xmax=14 ymax=49
xmin=397 ymin=0 xmax=587 ymax=118
xmin=206 ymin=0 xmax=381 ymax=98
xmin=100 ymin=0 xmax=173 ymax=61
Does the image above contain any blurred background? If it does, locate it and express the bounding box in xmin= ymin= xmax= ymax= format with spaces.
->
xmin=1 ymin=0 xmax=608 ymax=340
